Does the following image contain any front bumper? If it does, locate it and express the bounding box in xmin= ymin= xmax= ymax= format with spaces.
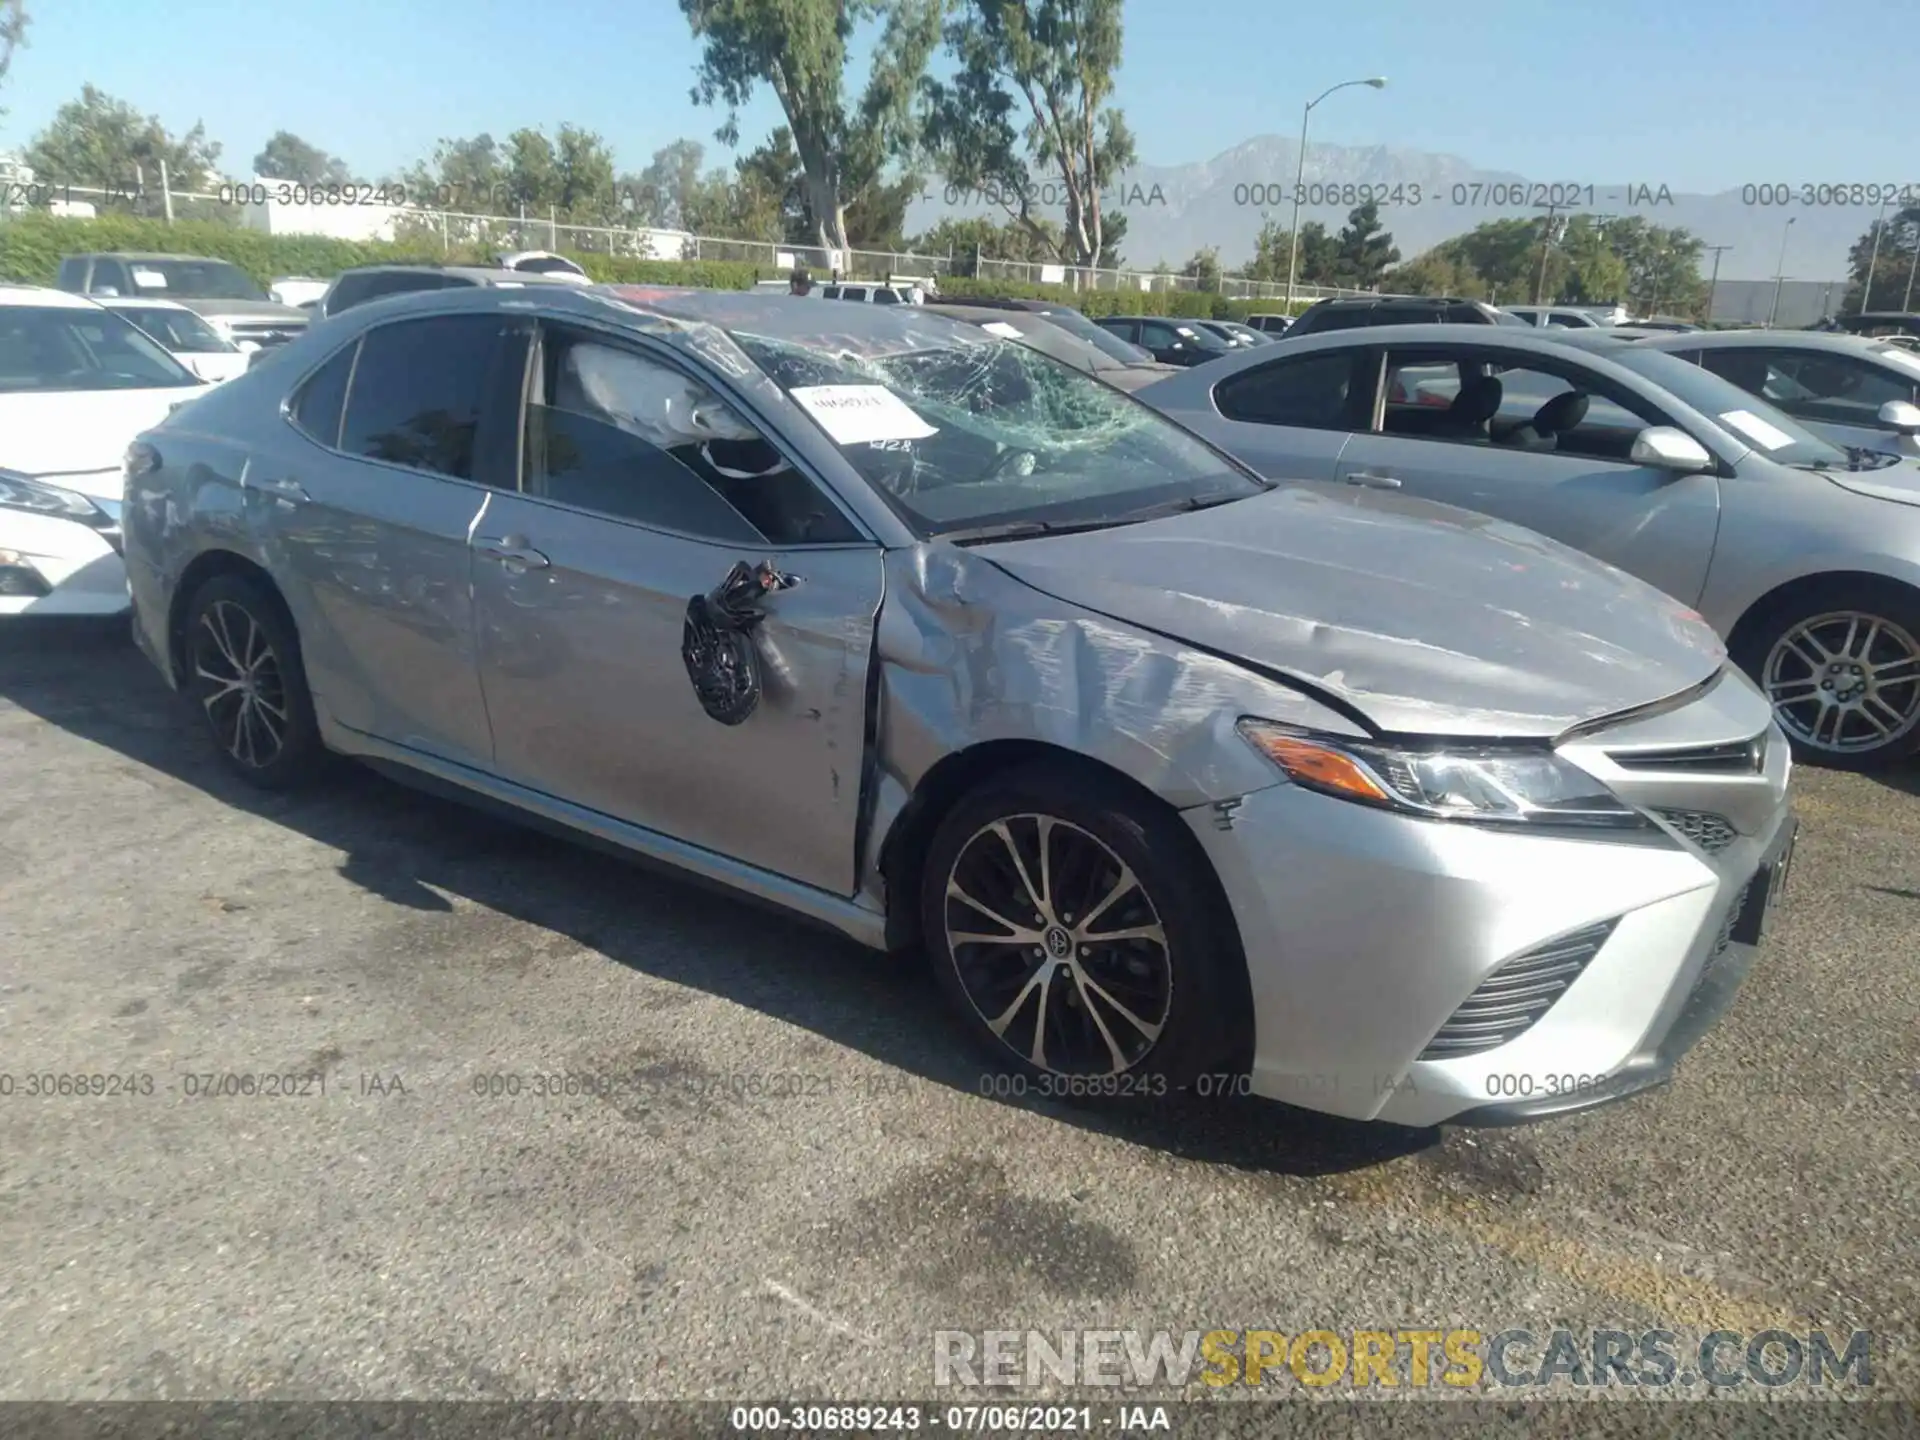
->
xmin=0 ymin=509 xmax=130 ymax=617
xmin=1184 ymin=706 xmax=1794 ymax=1128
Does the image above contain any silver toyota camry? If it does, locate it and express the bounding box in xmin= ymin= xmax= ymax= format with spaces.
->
xmin=119 ymin=286 xmax=1795 ymax=1128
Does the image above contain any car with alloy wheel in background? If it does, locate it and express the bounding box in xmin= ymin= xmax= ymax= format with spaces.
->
xmin=0 ymin=285 xmax=207 ymax=615
xmin=1576 ymin=328 xmax=1920 ymax=461
xmin=1095 ymin=315 xmax=1235 ymax=367
xmin=922 ymin=303 xmax=1179 ymax=390
xmin=97 ymin=297 xmax=250 ymax=383
xmin=1139 ymin=322 xmax=1920 ymax=769
xmin=55 ymin=253 xmax=310 ymax=352
xmin=118 ymin=284 xmax=1793 ymax=1128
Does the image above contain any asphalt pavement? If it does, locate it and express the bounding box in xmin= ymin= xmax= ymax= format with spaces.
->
xmin=1 ymin=618 xmax=1915 ymax=1428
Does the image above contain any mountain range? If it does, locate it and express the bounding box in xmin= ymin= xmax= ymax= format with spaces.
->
xmin=905 ymin=136 xmax=1874 ymax=282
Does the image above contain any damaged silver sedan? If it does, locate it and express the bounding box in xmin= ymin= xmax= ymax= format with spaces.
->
xmin=120 ymin=286 xmax=1796 ymax=1127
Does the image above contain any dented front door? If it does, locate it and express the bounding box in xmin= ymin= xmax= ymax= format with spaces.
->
xmin=471 ymin=490 xmax=885 ymax=896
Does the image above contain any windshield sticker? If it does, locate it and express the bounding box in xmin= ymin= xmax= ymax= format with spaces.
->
xmin=790 ymin=384 xmax=939 ymax=444
xmin=130 ymin=268 xmax=168 ymax=289
xmin=980 ymin=321 xmax=1023 ymax=339
xmin=1718 ymin=408 xmax=1795 ymax=451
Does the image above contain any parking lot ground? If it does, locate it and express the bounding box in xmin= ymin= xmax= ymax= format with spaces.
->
xmin=1 ymin=620 xmax=1916 ymax=1416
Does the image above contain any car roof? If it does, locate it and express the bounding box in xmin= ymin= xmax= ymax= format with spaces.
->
xmin=94 ymin=295 xmax=194 ymax=311
xmin=1636 ymin=329 xmax=1896 ymax=354
xmin=0 ymin=283 xmax=102 ymax=309
xmin=68 ymin=252 xmax=230 ymax=263
xmin=333 ymin=263 xmax=577 ymax=284
xmin=304 ymin=281 xmax=980 ymax=359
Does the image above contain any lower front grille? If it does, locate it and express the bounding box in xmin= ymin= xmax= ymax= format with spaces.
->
xmin=1655 ymin=808 xmax=1738 ymax=854
xmin=1420 ymin=919 xmax=1618 ymax=1060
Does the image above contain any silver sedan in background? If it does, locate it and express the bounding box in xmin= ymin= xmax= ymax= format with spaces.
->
xmin=1140 ymin=323 xmax=1920 ymax=769
xmin=1579 ymin=328 xmax=1920 ymax=460
xmin=120 ymin=287 xmax=1793 ymax=1129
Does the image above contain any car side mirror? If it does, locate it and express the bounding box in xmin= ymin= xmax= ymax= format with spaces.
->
xmin=1877 ymin=399 xmax=1920 ymax=434
xmin=1630 ymin=426 xmax=1716 ymax=474
xmin=94 ymin=286 xmax=121 ymax=298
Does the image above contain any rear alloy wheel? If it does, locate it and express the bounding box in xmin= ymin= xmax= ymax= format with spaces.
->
xmin=1746 ymin=591 xmax=1920 ymax=769
xmin=185 ymin=574 xmax=325 ymax=789
xmin=920 ymin=766 xmax=1246 ymax=1096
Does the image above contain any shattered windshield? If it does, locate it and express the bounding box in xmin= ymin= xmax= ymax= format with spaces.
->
xmin=730 ymin=329 xmax=1262 ymax=537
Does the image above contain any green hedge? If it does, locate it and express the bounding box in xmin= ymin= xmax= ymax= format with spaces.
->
xmin=0 ymin=214 xmax=764 ymax=291
xmin=0 ymin=213 xmax=1318 ymax=316
xmin=928 ymin=275 xmax=1314 ymax=320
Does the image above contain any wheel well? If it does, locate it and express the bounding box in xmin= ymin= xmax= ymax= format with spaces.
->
xmin=877 ymin=739 xmax=1242 ymax=952
xmin=1728 ymin=571 xmax=1920 ymax=663
xmin=166 ymin=550 xmax=281 ymax=685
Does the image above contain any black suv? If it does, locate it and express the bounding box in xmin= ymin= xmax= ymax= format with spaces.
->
xmin=1285 ymin=294 xmax=1528 ymax=338
xmin=314 ymin=265 xmax=578 ymax=321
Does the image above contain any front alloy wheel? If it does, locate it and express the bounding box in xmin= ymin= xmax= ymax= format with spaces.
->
xmin=944 ymin=814 xmax=1173 ymax=1075
xmin=919 ymin=764 xmax=1248 ymax=1096
xmin=1761 ymin=609 xmax=1920 ymax=762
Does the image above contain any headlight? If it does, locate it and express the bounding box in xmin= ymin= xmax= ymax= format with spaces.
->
xmin=1238 ymin=720 xmax=1651 ymax=831
xmin=0 ymin=469 xmax=123 ymax=551
xmin=0 ymin=469 xmax=107 ymax=522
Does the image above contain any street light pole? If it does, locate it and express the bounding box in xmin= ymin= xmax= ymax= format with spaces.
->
xmin=1862 ymin=197 xmax=1890 ymax=313
xmin=1768 ymin=216 xmax=1796 ymax=327
xmin=1904 ymin=217 xmax=1919 ymax=312
xmin=1284 ymin=76 xmax=1386 ymax=312
xmin=1702 ymin=243 xmax=1732 ymax=323
xmin=1532 ymin=203 xmax=1561 ymax=305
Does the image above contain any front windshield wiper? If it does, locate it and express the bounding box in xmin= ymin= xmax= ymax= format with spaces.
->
xmin=935 ymin=491 xmax=1250 ymax=546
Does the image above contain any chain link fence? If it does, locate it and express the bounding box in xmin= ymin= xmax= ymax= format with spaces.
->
xmin=971 ymin=256 xmax=1375 ymax=302
xmin=7 ymin=170 xmax=1375 ymax=298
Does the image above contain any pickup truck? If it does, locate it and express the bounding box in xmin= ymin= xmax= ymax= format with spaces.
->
xmin=56 ymin=253 xmax=310 ymax=351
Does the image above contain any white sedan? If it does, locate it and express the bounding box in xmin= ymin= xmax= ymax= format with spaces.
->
xmin=0 ymin=286 xmax=210 ymax=615
xmin=96 ymin=296 xmax=251 ymax=383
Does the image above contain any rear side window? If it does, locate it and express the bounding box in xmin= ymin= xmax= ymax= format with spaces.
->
xmin=340 ymin=315 xmax=502 ymax=479
xmin=1301 ymin=307 xmax=1372 ymax=333
xmin=1215 ymin=352 xmax=1359 ymax=429
xmin=57 ymin=258 xmax=88 ymax=291
xmin=328 ymin=271 xmax=449 ymax=317
xmin=289 ymin=341 xmax=359 ymax=447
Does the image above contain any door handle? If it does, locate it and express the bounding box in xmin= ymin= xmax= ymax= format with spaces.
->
xmin=1343 ymin=472 xmax=1403 ymax=489
xmin=478 ymin=536 xmax=551 ymax=571
xmin=250 ymin=476 xmax=309 ymax=504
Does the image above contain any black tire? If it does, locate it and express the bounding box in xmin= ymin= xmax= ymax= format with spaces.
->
xmin=183 ymin=573 xmax=326 ymax=789
xmin=919 ymin=762 xmax=1249 ymax=1102
xmin=1732 ymin=578 xmax=1920 ymax=771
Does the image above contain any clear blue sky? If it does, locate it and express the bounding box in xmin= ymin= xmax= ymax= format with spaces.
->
xmin=1 ymin=0 xmax=1910 ymax=189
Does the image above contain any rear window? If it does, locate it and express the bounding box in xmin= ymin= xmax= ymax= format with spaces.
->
xmin=1298 ymin=307 xmax=1373 ymax=333
xmin=327 ymin=271 xmax=453 ymax=316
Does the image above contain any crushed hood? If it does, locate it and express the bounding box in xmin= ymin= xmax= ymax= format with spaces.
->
xmin=972 ymin=482 xmax=1728 ymax=738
